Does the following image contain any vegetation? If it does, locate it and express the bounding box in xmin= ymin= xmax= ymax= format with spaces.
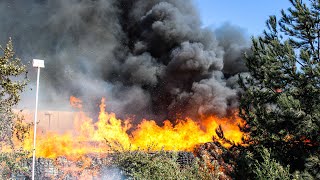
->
xmin=0 ymin=148 xmax=29 ymax=179
xmin=238 ymin=0 xmax=320 ymax=179
xmin=253 ymin=148 xmax=292 ymax=180
xmin=0 ymin=39 xmax=29 ymax=178
xmin=112 ymin=150 xmax=220 ymax=180
xmin=1 ymin=0 xmax=320 ymax=179
xmin=0 ymin=38 xmax=28 ymax=143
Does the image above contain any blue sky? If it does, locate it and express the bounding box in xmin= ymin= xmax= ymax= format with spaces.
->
xmin=193 ymin=0 xmax=292 ymax=36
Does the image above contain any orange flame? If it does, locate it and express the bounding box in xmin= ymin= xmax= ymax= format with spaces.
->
xmin=70 ymin=96 xmax=83 ymax=109
xmin=13 ymin=97 xmax=245 ymax=160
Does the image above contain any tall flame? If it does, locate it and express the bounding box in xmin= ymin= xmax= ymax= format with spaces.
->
xmin=13 ymin=97 xmax=245 ymax=159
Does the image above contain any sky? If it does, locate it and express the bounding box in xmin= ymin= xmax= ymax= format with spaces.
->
xmin=194 ymin=0 xmax=292 ymax=37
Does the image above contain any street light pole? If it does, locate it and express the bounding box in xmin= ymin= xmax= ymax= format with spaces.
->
xmin=31 ymin=59 xmax=45 ymax=180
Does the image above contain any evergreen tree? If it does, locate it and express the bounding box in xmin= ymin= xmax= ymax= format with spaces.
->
xmin=239 ymin=0 xmax=319 ymax=178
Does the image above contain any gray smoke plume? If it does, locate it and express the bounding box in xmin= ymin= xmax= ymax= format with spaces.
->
xmin=0 ymin=0 xmax=249 ymax=121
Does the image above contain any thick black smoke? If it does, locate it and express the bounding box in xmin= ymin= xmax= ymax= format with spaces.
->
xmin=0 ymin=0 xmax=249 ymax=121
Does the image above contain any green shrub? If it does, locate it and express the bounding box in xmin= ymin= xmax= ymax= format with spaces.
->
xmin=0 ymin=149 xmax=29 ymax=179
xmin=112 ymin=150 xmax=219 ymax=180
xmin=253 ymin=148 xmax=292 ymax=180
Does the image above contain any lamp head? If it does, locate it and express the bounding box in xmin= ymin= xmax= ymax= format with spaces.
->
xmin=32 ymin=59 xmax=45 ymax=68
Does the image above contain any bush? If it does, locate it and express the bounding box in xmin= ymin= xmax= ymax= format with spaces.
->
xmin=112 ymin=150 xmax=220 ymax=180
xmin=0 ymin=149 xmax=29 ymax=179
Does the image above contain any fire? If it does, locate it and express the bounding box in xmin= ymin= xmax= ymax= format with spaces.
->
xmin=13 ymin=96 xmax=245 ymax=159
xmin=70 ymin=96 xmax=83 ymax=109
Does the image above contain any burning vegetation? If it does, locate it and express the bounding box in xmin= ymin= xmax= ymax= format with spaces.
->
xmin=12 ymin=96 xmax=245 ymax=160
xmin=4 ymin=95 xmax=246 ymax=179
xmin=4 ymin=96 xmax=245 ymax=179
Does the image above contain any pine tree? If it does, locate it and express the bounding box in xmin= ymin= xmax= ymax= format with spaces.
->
xmin=239 ymin=0 xmax=319 ymax=178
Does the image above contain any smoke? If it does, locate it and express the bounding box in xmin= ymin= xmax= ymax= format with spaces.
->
xmin=99 ymin=167 xmax=126 ymax=180
xmin=215 ymin=23 xmax=249 ymax=76
xmin=0 ymin=0 xmax=249 ymax=120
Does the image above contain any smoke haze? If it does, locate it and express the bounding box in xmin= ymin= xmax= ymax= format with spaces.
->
xmin=0 ymin=0 xmax=249 ymax=121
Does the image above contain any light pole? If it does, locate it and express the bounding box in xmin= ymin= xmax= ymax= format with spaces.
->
xmin=31 ymin=59 xmax=45 ymax=180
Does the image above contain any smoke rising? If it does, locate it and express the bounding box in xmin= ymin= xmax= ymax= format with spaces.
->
xmin=0 ymin=0 xmax=249 ymax=121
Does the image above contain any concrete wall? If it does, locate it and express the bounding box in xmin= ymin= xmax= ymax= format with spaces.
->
xmin=17 ymin=110 xmax=77 ymax=133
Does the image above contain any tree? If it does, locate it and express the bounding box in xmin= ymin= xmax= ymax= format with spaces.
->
xmin=0 ymin=38 xmax=28 ymax=143
xmin=239 ymin=0 xmax=319 ymax=178
xmin=0 ymin=38 xmax=29 ymax=178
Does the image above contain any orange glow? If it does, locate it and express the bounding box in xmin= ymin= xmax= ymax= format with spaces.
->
xmin=70 ymin=96 xmax=83 ymax=109
xmin=12 ymin=97 xmax=245 ymax=159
